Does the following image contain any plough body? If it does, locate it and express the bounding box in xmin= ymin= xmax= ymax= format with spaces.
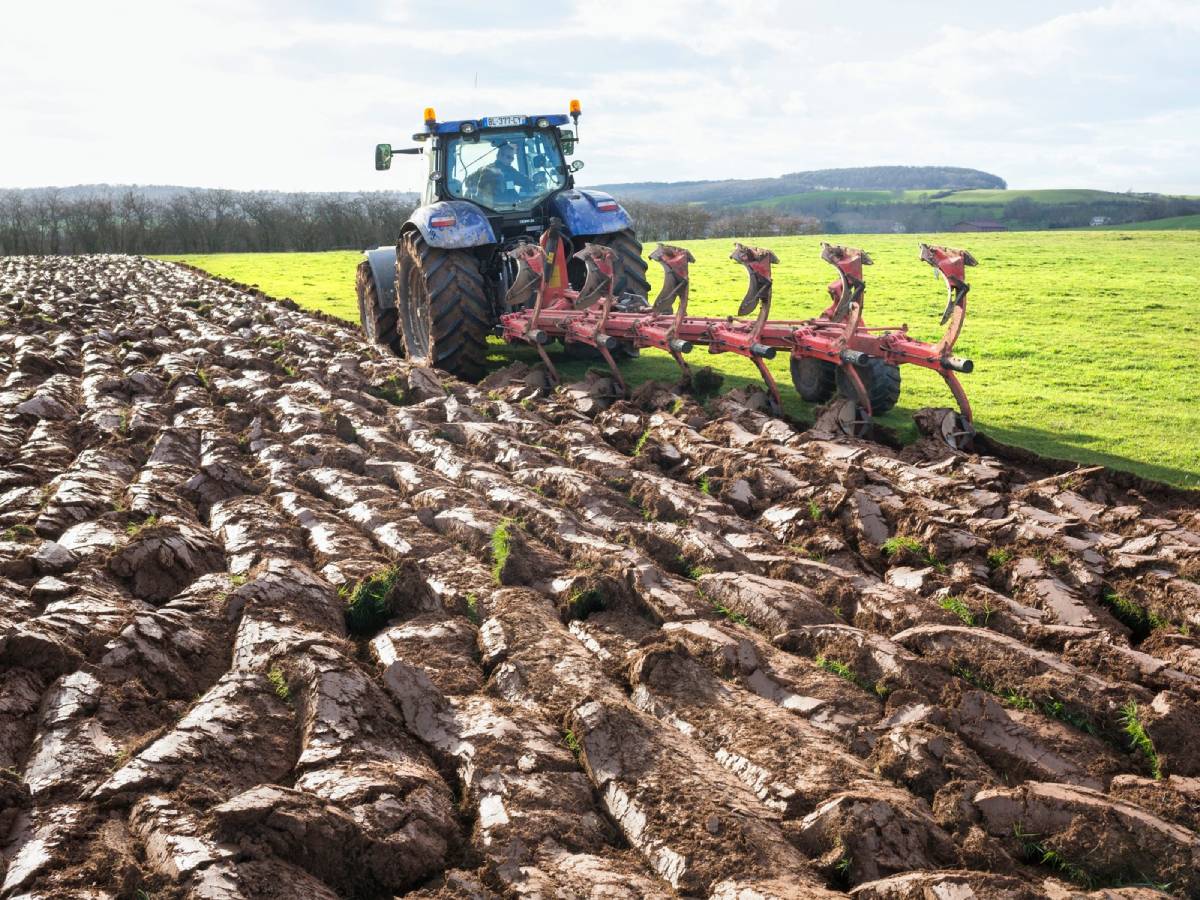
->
xmin=499 ymin=221 xmax=978 ymax=445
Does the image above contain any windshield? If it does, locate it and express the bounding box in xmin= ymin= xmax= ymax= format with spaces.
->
xmin=445 ymin=129 xmax=566 ymax=211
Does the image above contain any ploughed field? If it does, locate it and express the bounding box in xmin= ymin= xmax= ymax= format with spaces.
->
xmin=2 ymin=255 xmax=1200 ymax=899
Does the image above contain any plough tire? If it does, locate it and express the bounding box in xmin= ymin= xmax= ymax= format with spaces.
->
xmin=356 ymin=259 xmax=403 ymax=357
xmin=396 ymin=233 xmax=490 ymax=382
xmin=837 ymin=357 xmax=901 ymax=414
xmin=790 ymin=357 xmax=837 ymax=403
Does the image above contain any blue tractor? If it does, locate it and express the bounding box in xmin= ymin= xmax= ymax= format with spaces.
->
xmin=357 ymin=100 xmax=650 ymax=381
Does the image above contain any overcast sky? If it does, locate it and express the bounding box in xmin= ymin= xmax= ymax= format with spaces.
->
xmin=2 ymin=0 xmax=1197 ymax=194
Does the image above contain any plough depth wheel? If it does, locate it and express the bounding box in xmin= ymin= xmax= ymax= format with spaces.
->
xmin=836 ymin=357 xmax=901 ymax=415
xmin=790 ymin=357 xmax=837 ymax=403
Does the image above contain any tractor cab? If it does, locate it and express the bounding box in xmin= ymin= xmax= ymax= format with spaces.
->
xmin=376 ymin=107 xmax=584 ymax=223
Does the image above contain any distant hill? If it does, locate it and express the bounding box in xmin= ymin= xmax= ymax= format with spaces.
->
xmin=592 ymin=166 xmax=1006 ymax=206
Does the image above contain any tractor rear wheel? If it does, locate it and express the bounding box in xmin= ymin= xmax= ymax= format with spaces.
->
xmin=836 ymin=357 xmax=902 ymax=414
xmin=568 ymin=228 xmax=651 ymax=299
xmin=356 ymin=259 xmax=403 ymax=356
xmin=562 ymin=229 xmax=651 ymax=360
xmin=395 ymin=233 xmax=490 ymax=382
xmin=790 ymin=357 xmax=837 ymax=404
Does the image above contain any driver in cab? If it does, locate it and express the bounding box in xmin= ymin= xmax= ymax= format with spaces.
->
xmin=473 ymin=142 xmax=534 ymax=206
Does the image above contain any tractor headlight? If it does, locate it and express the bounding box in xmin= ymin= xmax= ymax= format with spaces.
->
xmin=461 ymin=122 xmax=476 ymax=134
xmin=535 ymin=117 xmax=549 ymax=129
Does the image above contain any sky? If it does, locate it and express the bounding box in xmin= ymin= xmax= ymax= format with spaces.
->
xmin=1 ymin=0 xmax=1197 ymax=194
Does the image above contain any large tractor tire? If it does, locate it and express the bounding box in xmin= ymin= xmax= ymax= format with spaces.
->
xmin=356 ymin=259 xmax=403 ymax=356
xmin=568 ymin=228 xmax=651 ymax=299
xmin=395 ymin=232 xmax=490 ymax=382
xmin=790 ymin=357 xmax=837 ymax=404
xmin=836 ymin=357 xmax=902 ymax=414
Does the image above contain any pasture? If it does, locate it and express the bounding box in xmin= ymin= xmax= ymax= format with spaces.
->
xmin=167 ymin=229 xmax=1200 ymax=487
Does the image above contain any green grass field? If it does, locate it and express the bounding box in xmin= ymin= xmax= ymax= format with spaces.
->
xmin=1108 ymin=214 xmax=1200 ymax=230
xmin=166 ymin=229 xmax=1200 ymax=488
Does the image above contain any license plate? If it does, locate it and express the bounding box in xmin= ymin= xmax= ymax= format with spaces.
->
xmin=485 ymin=115 xmax=525 ymax=128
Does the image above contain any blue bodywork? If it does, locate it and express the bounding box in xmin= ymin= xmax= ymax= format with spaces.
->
xmin=408 ymin=200 xmax=497 ymax=250
xmin=551 ymin=190 xmax=632 ymax=238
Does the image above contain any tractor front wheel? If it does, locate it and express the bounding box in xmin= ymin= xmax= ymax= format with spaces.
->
xmin=836 ymin=357 xmax=902 ymax=415
xmin=356 ymin=260 xmax=403 ymax=356
xmin=395 ymin=233 xmax=490 ymax=382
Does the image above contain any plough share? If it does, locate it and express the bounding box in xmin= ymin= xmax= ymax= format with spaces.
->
xmin=499 ymin=221 xmax=979 ymax=448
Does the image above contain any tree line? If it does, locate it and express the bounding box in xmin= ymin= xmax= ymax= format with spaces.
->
xmin=0 ymin=187 xmax=419 ymax=256
xmin=621 ymin=201 xmax=820 ymax=242
xmin=0 ymin=186 xmax=821 ymax=256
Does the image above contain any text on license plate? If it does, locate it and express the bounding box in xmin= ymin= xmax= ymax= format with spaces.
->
xmin=485 ymin=115 xmax=525 ymax=128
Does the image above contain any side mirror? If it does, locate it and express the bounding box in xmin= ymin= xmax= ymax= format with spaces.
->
xmin=375 ymin=143 xmax=393 ymax=171
xmin=561 ymin=134 xmax=576 ymax=156
xmin=569 ymin=160 xmax=585 ymax=173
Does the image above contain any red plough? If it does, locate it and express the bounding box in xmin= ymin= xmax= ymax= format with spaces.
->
xmin=499 ymin=225 xmax=978 ymax=447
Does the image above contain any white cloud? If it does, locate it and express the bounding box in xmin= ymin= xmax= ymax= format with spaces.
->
xmin=0 ymin=0 xmax=1196 ymax=193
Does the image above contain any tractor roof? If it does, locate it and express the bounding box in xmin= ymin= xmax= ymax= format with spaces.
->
xmin=426 ymin=114 xmax=569 ymax=135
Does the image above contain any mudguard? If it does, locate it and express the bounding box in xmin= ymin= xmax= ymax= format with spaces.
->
xmin=408 ymin=200 xmax=497 ymax=249
xmin=552 ymin=190 xmax=632 ymax=237
xmin=362 ymin=246 xmax=398 ymax=310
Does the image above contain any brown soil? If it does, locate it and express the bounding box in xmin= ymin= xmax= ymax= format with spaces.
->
xmin=0 ymin=255 xmax=1197 ymax=898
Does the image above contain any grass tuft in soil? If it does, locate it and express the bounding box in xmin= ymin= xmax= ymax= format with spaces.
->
xmin=567 ymin=588 xmax=606 ymax=620
xmin=817 ymin=654 xmax=889 ymax=698
xmin=490 ymin=518 xmax=514 ymax=585
xmin=712 ymin=602 xmax=750 ymax=626
xmin=1013 ymin=823 xmax=1095 ymax=888
xmin=344 ymin=565 xmax=402 ymax=636
xmin=882 ymin=535 xmax=924 ymax=557
xmin=938 ymin=595 xmax=976 ymax=626
xmin=267 ymin=667 xmax=291 ymax=704
xmin=633 ymin=429 xmax=651 ymax=456
xmin=124 ymin=514 xmax=159 ymax=538
xmin=366 ymin=376 xmax=407 ymax=406
xmin=3 ymin=524 xmax=36 ymax=542
xmin=987 ymin=547 xmax=1013 ymax=570
xmin=1100 ymin=589 xmax=1169 ymax=641
xmin=882 ymin=535 xmax=945 ymax=571
xmin=562 ymin=729 xmax=582 ymax=758
xmin=1119 ymin=700 xmax=1163 ymax=779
